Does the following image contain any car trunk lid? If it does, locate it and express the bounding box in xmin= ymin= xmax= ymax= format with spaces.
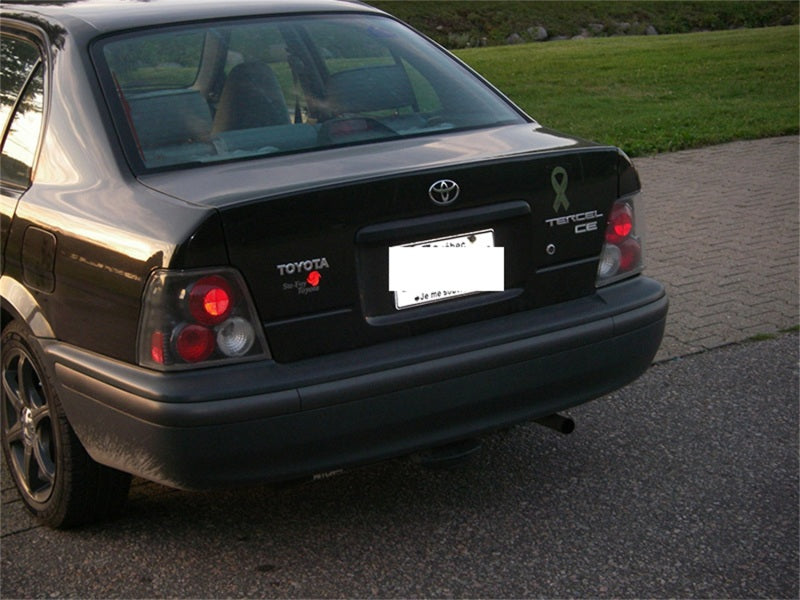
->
xmin=139 ymin=125 xmax=622 ymax=362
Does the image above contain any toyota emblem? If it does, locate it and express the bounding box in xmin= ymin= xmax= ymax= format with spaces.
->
xmin=428 ymin=179 xmax=460 ymax=206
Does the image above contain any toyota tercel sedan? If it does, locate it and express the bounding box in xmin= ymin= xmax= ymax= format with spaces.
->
xmin=0 ymin=0 xmax=667 ymax=527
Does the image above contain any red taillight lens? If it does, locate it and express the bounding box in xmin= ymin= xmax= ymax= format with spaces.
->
xmin=606 ymin=202 xmax=634 ymax=244
xmin=189 ymin=275 xmax=233 ymax=325
xmin=596 ymin=196 xmax=644 ymax=287
xmin=175 ymin=324 xmax=215 ymax=363
xmin=618 ymin=238 xmax=642 ymax=272
xmin=150 ymin=330 xmax=166 ymax=364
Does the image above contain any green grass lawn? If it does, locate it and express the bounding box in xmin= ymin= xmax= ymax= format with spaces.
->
xmin=454 ymin=26 xmax=798 ymax=155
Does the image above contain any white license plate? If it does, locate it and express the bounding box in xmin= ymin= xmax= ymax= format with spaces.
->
xmin=389 ymin=229 xmax=502 ymax=309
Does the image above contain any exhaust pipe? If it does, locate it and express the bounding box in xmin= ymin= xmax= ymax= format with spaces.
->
xmin=535 ymin=413 xmax=575 ymax=435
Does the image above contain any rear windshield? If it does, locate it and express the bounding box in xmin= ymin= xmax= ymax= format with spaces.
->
xmin=93 ymin=13 xmax=526 ymax=171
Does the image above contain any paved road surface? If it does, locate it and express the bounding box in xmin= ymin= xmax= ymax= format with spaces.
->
xmin=1 ymin=333 xmax=797 ymax=598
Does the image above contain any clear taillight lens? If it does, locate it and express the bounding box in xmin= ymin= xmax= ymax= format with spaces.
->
xmin=596 ymin=195 xmax=645 ymax=287
xmin=137 ymin=268 xmax=269 ymax=370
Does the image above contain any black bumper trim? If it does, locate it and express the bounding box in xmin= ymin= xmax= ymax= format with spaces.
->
xmin=47 ymin=277 xmax=667 ymax=488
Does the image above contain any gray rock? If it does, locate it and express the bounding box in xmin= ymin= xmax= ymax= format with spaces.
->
xmin=528 ymin=25 xmax=548 ymax=41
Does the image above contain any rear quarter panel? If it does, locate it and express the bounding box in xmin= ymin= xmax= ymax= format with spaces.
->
xmin=1 ymin=17 xmax=223 ymax=362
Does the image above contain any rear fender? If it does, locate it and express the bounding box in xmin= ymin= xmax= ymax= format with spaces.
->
xmin=0 ymin=275 xmax=55 ymax=338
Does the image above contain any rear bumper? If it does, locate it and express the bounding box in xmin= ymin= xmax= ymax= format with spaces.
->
xmin=47 ymin=277 xmax=667 ymax=489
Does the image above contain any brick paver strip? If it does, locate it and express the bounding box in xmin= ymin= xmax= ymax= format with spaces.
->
xmin=634 ymin=136 xmax=799 ymax=362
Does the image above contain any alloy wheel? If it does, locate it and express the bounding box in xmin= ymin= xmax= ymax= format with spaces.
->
xmin=2 ymin=346 xmax=57 ymax=504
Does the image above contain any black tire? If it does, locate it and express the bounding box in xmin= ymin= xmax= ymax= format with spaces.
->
xmin=1 ymin=321 xmax=131 ymax=528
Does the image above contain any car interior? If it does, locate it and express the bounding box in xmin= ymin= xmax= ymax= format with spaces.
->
xmin=97 ymin=15 xmax=522 ymax=170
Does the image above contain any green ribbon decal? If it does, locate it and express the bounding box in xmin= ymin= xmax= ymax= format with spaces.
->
xmin=551 ymin=166 xmax=570 ymax=212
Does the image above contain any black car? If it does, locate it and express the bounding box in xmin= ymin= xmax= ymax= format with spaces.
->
xmin=0 ymin=0 xmax=667 ymax=528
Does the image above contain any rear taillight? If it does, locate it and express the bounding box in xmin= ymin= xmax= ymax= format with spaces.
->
xmin=596 ymin=195 xmax=644 ymax=286
xmin=188 ymin=275 xmax=233 ymax=325
xmin=138 ymin=268 xmax=269 ymax=370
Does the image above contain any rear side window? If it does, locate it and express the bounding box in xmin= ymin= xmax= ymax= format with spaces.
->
xmin=93 ymin=14 xmax=525 ymax=171
xmin=0 ymin=35 xmax=44 ymax=188
xmin=0 ymin=35 xmax=40 ymax=137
